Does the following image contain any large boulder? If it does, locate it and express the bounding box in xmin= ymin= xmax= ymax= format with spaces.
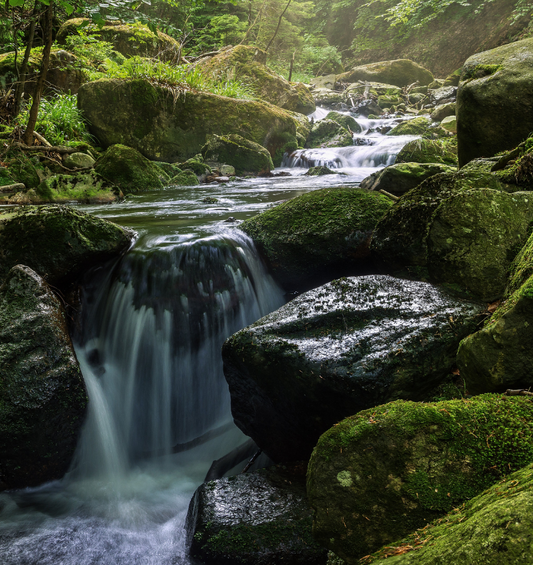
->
xmin=337 ymin=59 xmax=433 ymax=87
xmin=187 ymin=464 xmax=326 ymax=565
xmin=95 ymin=144 xmax=167 ymax=193
xmin=371 ymin=169 xmax=512 ymax=276
xmin=325 ymin=112 xmax=362 ymax=134
xmin=201 ymin=134 xmax=274 ymax=175
xmin=306 ymin=120 xmax=353 ymax=148
xmin=0 ymin=265 xmax=88 ymax=489
xmin=360 ymin=162 xmax=455 ymax=196
xmin=426 ymin=189 xmax=533 ymax=301
xmin=222 ymin=275 xmax=484 ymax=463
xmin=240 ymin=188 xmax=392 ymax=289
xmin=77 ymin=79 xmax=303 ymax=163
xmin=57 ymin=18 xmax=181 ymax=63
xmin=457 ymin=38 xmax=533 ymax=166
xmin=0 ymin=205 xmax=134 ymax=287
xmin=195 ymin=45 xmax=315 ymax=115
xmin=395 ymin=138 xmax=457 ymax=166
xmin=307 ymin=394 xmax=533 ymax=563
xmin=368 ymin=462 xmax=533 ymax=565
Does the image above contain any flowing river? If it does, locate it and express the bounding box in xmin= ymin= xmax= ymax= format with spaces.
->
xmin=0 ymin=113 xmax=418 ymax=564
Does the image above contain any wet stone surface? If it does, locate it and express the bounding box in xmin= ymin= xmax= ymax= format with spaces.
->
xmin=223 ymin=275 xmax=485 ymax=462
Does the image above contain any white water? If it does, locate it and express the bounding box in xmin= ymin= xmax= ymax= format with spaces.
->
xmin=0 ymin=109 xmax=417 ymax=564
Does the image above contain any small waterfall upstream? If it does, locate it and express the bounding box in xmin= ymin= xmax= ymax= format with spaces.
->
xmin=0 ymin=107 xmax=418 ymax=564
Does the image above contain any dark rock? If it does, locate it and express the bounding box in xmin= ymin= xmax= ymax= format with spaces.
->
xmin=0 ymin=265 xmax=88 ymax=489
xmin=354 ymin=99 xmax=382 ymax=117
xmin=457 ymin=38 xmax=533 ymax=166
xmin=0 ymin=205 xmax=134 ymax=287
xmin=430 ymin=86 xmax=457 ymax=105
xmin=187 ymin=463 xmax=327 ymax=565
xmin=305 ymin=166 xmax=336 ymax=176
xmin=307 ymin=394 xmax=533 ymax=563
xmin=222 ymin=275 xmax=484 ymax=462
xmin=240 ymin=187 xmax=392 ymax=289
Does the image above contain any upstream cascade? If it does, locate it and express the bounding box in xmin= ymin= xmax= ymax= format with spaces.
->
xmin=0 ymin=110 xmax=418 ymax=564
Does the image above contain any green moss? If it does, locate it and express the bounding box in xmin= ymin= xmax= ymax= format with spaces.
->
xmin=170 ymin=169 xmax=199 ymax=186
xmin=306 ymin=119 xmax=353 ymax=149
xmin=461 ymin=63 xmax=502 ymax=81
xmin=396 ymin=137 xmax=458 ymax=165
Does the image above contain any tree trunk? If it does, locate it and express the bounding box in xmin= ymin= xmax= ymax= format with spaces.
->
xmin=23 ymin=1 xmax=53 ymax=146
xmin=13 ymin=16 xmax=37 ymax=118
xmin=265 ymin=0 xmax=292 ymax=53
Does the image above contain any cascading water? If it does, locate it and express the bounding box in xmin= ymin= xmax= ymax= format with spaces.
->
xmin=0 ymin=107 xmax=418 ymax=564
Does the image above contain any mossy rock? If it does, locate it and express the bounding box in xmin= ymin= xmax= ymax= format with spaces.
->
xmin=196 ymin=45 xmax=315 ymax=114
xmin=201 ymin=134 xmax=274 ymax=175
xmin=395 ymin=137 xmax=458 ymax=166
xmin=240 ymin=187 xmax=392 ymax=289
xmin=170 ymin=169 xmax=199 ymax=186
xmin=337 ymin=59 xmax=433 ymax=87
xmin=5 ymin=152 xmax=42 ymax=188
xmin=154 ymin=161 xmax=183 ymax=178
xmin=370 ymin=168 xmax=512 ymax=274
xmin=0 ymin=205 xmax=134 ymax=287
xmin=378 ymin=94 xmax=402 ymax=108
xmin=457 ymin=273 xmax=533 ymax=394
xmin=306 ymin=166 xmax=336 ymax=176
xmin=0 ymin=166 xmax=15 ymax=187
xmin=457 ymin=38 xmax=533 ymax=166
xmin=56 ymin=18 xmax=180 ymax=63
xmin=492 ymin=137 xmax=533 ymax=190
xmin=306 ymin=119 xmax=353 ymax=149
xmin=307 ymin=394 xmax=533 ymax=563
xmin=222 ymin=275 xmax=484 ymax=462
xmin=325 ymin=112 xmax=362 ymax=134
xmin=187 ymin=463 xmax=327 ymax=565
xmin=360 ymin=162 xmax=456 ymax=196
xmin=78 ymin=78 xmax=302 ymax=163
xmin=387 ymin=117 xmax=431 ymax=136
xmin=369 ymin=462 xmax=533 ymax=564
xmin=441 ymin=115 xmax=457 ymax=133
xmin=94 ymin=144 xmax=166 ymax=193
xmin=36 ymin=171 xmax=120 ymax=203
xmin=179 ymin=155 xmax=212 ymax=176
xmin=343 ymin=81 xmax=402 ymax=99
xmin=63 ymin=152 xmax=95 ymax=169
xmin=0 ymin=265 xmax=88 ymax=489
xmin=430 ymin=102 xmax=456 ymax=122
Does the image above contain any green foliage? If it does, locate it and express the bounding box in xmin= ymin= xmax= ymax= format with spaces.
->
xmin=64 ymin=31 xmax=118 ymax=69
xmin=15 ymin=93 xmax=94 ymax=145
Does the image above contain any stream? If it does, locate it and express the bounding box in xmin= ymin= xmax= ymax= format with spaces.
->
xmin=0 ymin=112 xmax=418 ymax=564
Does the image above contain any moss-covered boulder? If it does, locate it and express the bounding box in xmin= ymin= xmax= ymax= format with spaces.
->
xmin=0 ymin=206 xmax=134 ymax=287
xmin=325 ymin=112 xmax=362 ymax=134
xmin=5 ymin=151 xmax=42 ymax=189
xmin=0 ymin=265 xmax=87 ymax=489
xmin=427 ymin=189 xmax=533 ymax=301
xmin=492 ymin=136 xmax=533 ymax=190
xmin=179 ymin=154 xmax=212 ymax=177
xmin=201 ymin=134 xmax=274 ymax=175
xmin=222 ymin=275 xmax=484 ymax=463
xmin=369 ymin=462 xmax=533 ymax=564
xmin=440 ymin=115 xmax=457 ymax=133
xmin=195 ymin=45 xmax=315 ymax=114
xmin=307 ymin=395 xmax=533 ymax=563
xmin=306 ymin=166 xmax=336 ymax=176
xmin=57 ymin=18 xmax=180 ymax=63
xmin=187 ymin=463 xmax=326 ymax=565
xmin=36 ymin=171 xmax=120 ymax=203
xmin=395 ymin=138 xmax=458 ymax=166
xmin=63 ymin=152 xmax=95 ymax=169
xmin=306 ymin=120 xmax=353 ymax=149
xmin=338 ymin=59 xmax=433 ymax=87
xmin=360 ymin=162 xmax=455 ymax=196
xmin=240 ymin=188 xmax=392 ymax=289
xmin=94 ymin=144 xmax=166 ymax=193
xmin=430 ymin=102 xmax=456 ymax=122
xmin=457 ymin=38 xmax=533 ymax=166
xmin=370 ymin=168 xmax=510 ymax=275
xmin=169 ymin=169 xmax=200 ymax=186
xmin=387 ymin=117 xmax=431 ymax=136
xmin=78 ymin=79 xmax=302 ymax=163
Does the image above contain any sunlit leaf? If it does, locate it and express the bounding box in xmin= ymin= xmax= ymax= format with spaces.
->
xmin=8 ymin=0 xmax=25 ymax=7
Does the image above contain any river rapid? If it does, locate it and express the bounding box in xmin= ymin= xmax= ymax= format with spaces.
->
xmin=0 ymin=112 xmax=418 ymax=564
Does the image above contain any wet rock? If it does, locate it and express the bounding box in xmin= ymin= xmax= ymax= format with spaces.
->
xmin=78 ymin=79 xmax=304 ymax=163
xmin=371 ymin=169 xmax=512 ymax=276
xmin=457 ymin=38 xmax=533 ymax=166
xmin=325 ymin=111 xmax=362 ymax=134
xmin=312 ymin=89 xmax=344 ymax=108
xmin=427 ymin=189 xmax=533 ymax=301
xmin=307 ymin=394 xmax=533 ymax=564
xmin=395 ymin=138 xmax=457 ymax=166
xmin=187 ymin=463 xmax=327 ymax=565
xmin=306 ymin=120 xmax=353 ymax=148
xmin=57 ymin=18 xmax=180 ymax=62
xmin=0 ymin=265 xmax=88 ymax=489
xmin=195 ymin=45 xmax=315 ymax=115
xmin=0 ymin=205 xmax=134 ymax=287
xmin=201 ymin=134 xmax=274 ymax=175
xmin=95 ymin=144 xmax=166 ymax=193
xmin=360 ymin=162 xmax=455 ymax=196
xmin=305 ymin=166 xmax=336 ymax=176
xmin=368 ymin=462 xmax=533 ymax=565
xmin=430 ymin=102 xmax=456 ymax=122
xmin=240 ymin=188 xmax=392 ymax=289
xmin=222 ymin=275 xmax=484 ymax=462
xmin=430 ymin=86 xmax=457 ymax=105
xmin=353 ymin=99 xmax=382 ymax=117
xmin=338 ymin=59 xmax=433 ymax=87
